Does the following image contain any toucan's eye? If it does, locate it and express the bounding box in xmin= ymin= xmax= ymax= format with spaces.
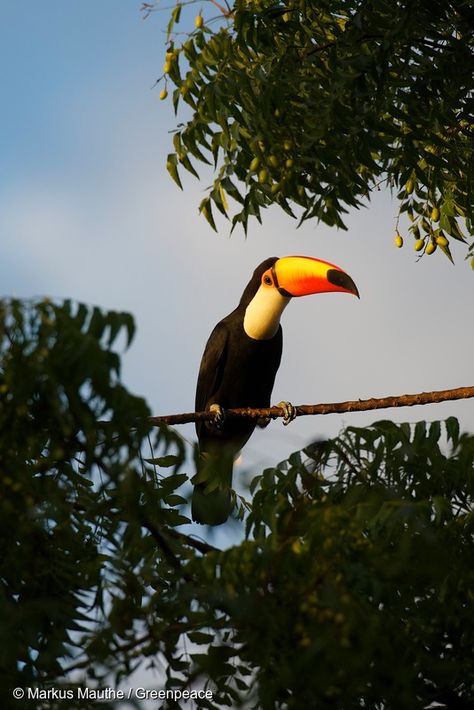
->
xmin=263 ymin=274 xmax=273 ymax=286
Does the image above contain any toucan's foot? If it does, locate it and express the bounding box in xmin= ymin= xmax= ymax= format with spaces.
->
xmin=277 ymin=401 xmax=297 ymax=426
xmin=209 ymin=403 xmax=225 ymax=429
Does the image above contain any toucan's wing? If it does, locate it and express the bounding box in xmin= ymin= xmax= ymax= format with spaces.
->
xmin=195 ymin=320 xmax=229 ymax=418
xmin=193 ymin=320 xmax=233 ymax=524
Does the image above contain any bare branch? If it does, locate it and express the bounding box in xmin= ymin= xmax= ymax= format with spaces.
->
xmin=140 ymin=515 xmax=181 ymax=570
xmin=166 ymin=527 xmax=220 ymax=554
xmin=149 ymin=386 xmax=474 ymax=426
xmin=208 ymin=0 xmax=232 ymax=17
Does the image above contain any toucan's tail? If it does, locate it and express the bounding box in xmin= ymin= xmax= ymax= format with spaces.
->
xmin=191 ymin=481 xmax=232 ymax=525
xmin=191 ymin=448 xmax=234 ymax=525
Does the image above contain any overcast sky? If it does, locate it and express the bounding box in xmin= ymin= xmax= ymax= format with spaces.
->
xmin=2 ymin=2 xmax=473 ymax=544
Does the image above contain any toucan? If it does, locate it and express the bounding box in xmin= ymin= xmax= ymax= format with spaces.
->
xmin=192 ymin=255 xmax=359 ymax=525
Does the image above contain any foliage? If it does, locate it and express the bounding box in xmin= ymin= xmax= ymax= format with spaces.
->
xmin=0 ymin=299 xmax=184 ymax=708
xmin=155 ymin=0 xmax=474 ymax=264
xmin=1 ymin=299 xmax=473 ymax=708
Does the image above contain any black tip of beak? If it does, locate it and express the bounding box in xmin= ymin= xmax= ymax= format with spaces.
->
xmin=327 ymin=269 xmax=360 ymax=298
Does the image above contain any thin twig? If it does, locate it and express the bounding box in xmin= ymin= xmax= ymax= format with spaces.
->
xmin=140 ymin=515 xmax=181 ymax=570
xmin=208 ymin=0 xmax=232 ymax=17
xmin=166 ymin=527 xmax=220 ymax=554
xmin=149 ymin=385 xmax=474 ymax=426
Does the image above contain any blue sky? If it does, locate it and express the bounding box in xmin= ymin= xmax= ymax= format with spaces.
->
xmin=2 ymin=1 xmax=473 ymax=523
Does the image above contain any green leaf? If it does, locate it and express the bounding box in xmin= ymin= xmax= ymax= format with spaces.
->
xmin=438 ymin=239 xmax=455 ymax=264
xmin=167 ymin=3 xmax=182 ymax=39
xmin=187 ymin=631 xmax=215 ymax=644
xmin=445 ymin=416 xmax=460 ymax=448
xmin=166 ymin=153 xmax=183 ymax=189
xmin=199 ymin=197 xmax=217 ymax=230
xmin=164 ymin=493 xmax=187 ymax=506
xmin=146 ymin=455 xmax=180 ymax=467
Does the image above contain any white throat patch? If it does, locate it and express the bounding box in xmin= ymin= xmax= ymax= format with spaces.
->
xmin=243 ymin=286 xmax=291 ymax=340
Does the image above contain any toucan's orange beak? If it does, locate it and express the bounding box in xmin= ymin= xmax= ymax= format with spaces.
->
xmin=272 ymin=255 xmax=359 ymax=298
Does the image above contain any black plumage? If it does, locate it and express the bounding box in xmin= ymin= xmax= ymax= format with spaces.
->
xmin=192 ymin=258 xmax=282 ymax=524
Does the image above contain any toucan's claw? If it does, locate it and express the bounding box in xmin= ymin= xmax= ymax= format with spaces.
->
xmin=277 ymin=401 xmax=297 ymax=426
xmin=209 ymin=403 xmax=225 ymax=429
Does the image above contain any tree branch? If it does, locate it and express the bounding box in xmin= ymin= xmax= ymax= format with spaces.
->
xmin=149 ymin=385 xmax=474 ymax=426
xmin=139 ymin=515 xmax=181 ymax=570
xmin=208 ymin=0 xmax=233 ymax=17
xmin=166 ymin=527 xmax=220 ymax=554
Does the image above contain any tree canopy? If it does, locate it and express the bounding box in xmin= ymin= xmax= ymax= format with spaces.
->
xmin=1 ymin=300 xmax=473 ymax=708
xmin=156 ymin=0 xmax=474 ymax=264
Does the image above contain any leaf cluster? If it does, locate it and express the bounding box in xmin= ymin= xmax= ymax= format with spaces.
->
xmin=0 ymin=299 xmax=158 ymax=708
xmin=177 ymin=419 xmax=473 ymax=708
xmin=159 ymin=0 xmax=474 ymax=264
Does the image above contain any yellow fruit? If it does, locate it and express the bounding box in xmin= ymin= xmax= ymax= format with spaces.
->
xmin=431 ymin=206 xmax=440 ymax=221
xmin=258 ymin=168 xmax=269 ymax=184
xmin=195 ymin=14 xmax=203 ymax=29
xmin=471 ymin=257 xmax=474 ymax=270
xmin=414 ymin=238 xmax=425 ymax=252
xmin=165 ymin=51 xmax=174 ymax=62
xmin=283 ymin=139 xmax=292 ymax=151
xmin=249 ymin=157 xmax=260 ymax=172
xmin=285 ymin=158 xmax=294 ymax=168
xmin=268 ymin=154 xmax=279 ymax=168
xmin=436 ymin=235 xmax=449 ymax=247
xmin=163 ymin=61 xmax=172 ymax=74
xmin=405 ymin=178 xmax=414 ymax=195
xmin=159 ymin=88 xmax=168 ymax=100
xmin=394 ymin=233 xmax=403 ymax=248
xmin=291 ymin=540 xmax=302 ymax=555
xmin=426 ymin=241 xmax=437 ymax=255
